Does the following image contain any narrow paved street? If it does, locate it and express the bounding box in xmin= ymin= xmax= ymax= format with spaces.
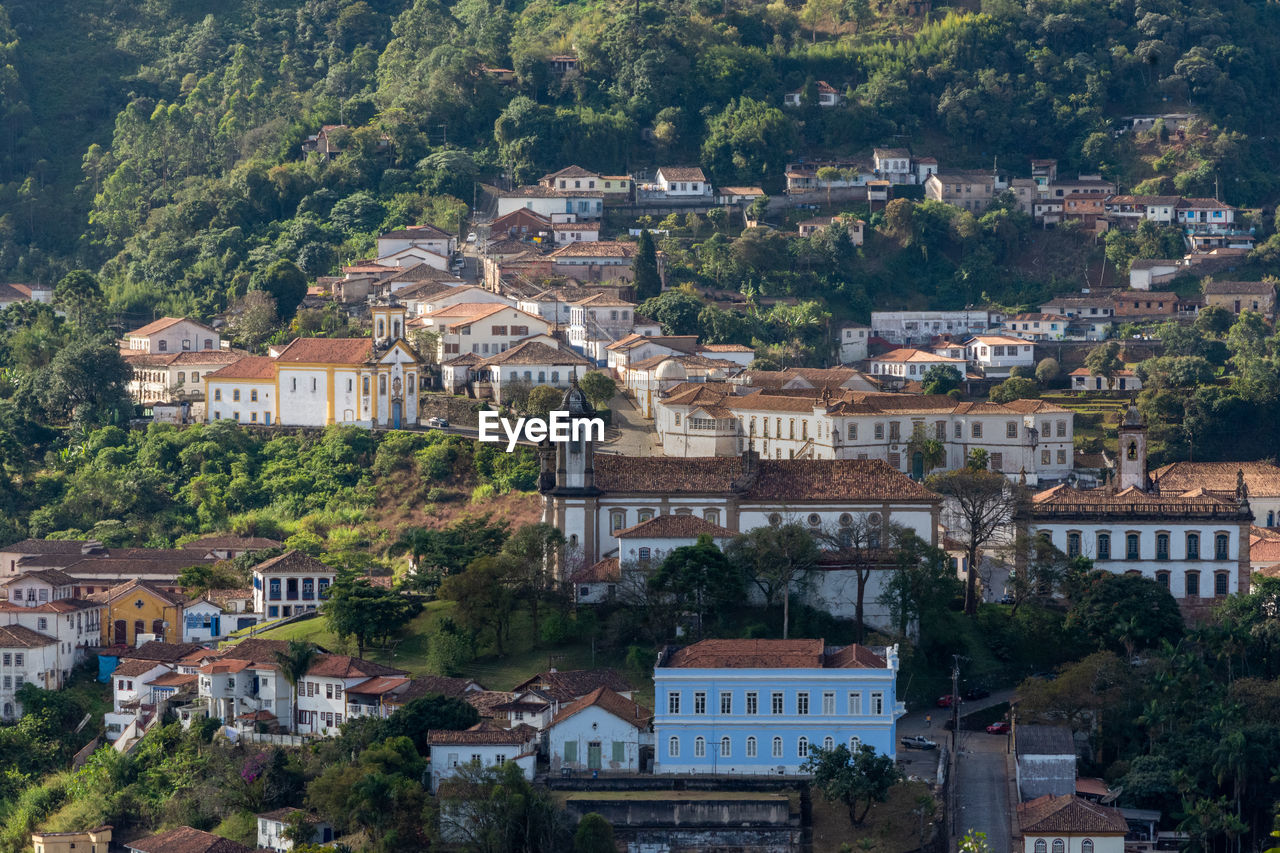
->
xmin=953 ymin=730 xmax=1012 ymax=853
xmin=604 ymin=393 xmax=662 ymax=456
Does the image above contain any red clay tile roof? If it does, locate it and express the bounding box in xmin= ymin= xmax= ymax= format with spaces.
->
xmin=257 ymin=806 xmax=324 ymax=822
xmin=573 ymin=557 xmax=620 ymax=584
xmin=0 ymin=624 xmax=55 ymax=649
xmin=548 ymin=241 xmax=637 ymax=259
xmin=658 ymin=167 xmax=707 ymax=183
xmin=125 ymin=824 xmax=255 ymax=853
xmin=1203 ymin=280 xmax=1274 ymax=296
xmin=551 ymin=686 xmax=651 ymax=728
xmin=347 ymin=676 xmax=412 ymax=695
xmin=119 ymin=641 xmax=205 ymax=663
xmin=0 ymin=539 xmax=98 ymax=555
xmin=512 ymin=669 xmax=632 ymax=702
xmin=252 ymin=550 xmax=333 ymax=576
xmin=1032 ymin=484 xmax=1248 ymax=519
xmin=272 ymin=337 xmax=373 ymax=365
xmin=1152 ymin=461 xmax=1280 ymax=496
xmin=306 ymin=654 xmax=406 ymax=679
xmin=661 ymin=639 xmax=886 ymax=669
xmin=477 ymin=340 xmax=592 ymax=367
xmin=127 ymin=317 xmax=216 ymax=338
xmin=384 ymin=675 xmax=484 ymax=703
xmin=2 ymin=568 xmax=76 ymax=587
xmin=200 ymin=659 xmax=252 ymax=674
xmin=871 ymin=348 xmax=965 ymax=364
xmin=183 ymin=535 xmax=282 ymax=551
xmin=1016 ymin=794 xmax=1128 ymax=835
xmin=148 ymin=671 xmax=198 ymax=688
xmin=113 ymin=658 xmax=169 ymax=677
xmin=205 ymin=356 xmax=275 ymax=381
xmin=427 ymin=721 xmax=538 ymax=745
xmin=590 ymin=456 xmax=936 ymax=502
xmin=380 ymin=223 xmax=453 ymax=240
xmin=698 ymin=343 xmax=754 ymax=352
xmin=207 ymin=638 xmax=296 ymax=664
xmin=96 ymin=578 xmax=188 ymax=606
xmin=464 ymin=690 xmax=515 ymax=715
xmin=614 ymin=515 xmax=736 ymax=540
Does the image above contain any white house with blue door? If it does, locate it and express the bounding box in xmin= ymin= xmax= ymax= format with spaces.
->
xmin=251 ymin=551 xmax=335 ymax=619
xmin=181 ymin=597 xmax=226 ymax=643
xmin=652 ymin=638 xmax=904 ymax=775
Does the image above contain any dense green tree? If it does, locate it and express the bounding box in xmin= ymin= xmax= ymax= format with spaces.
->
xmin=805 ymin=743 xmax=902 ymax=826
xmin=41 ymin=337 xmax=131 ymax=425
xmin=921 ymin=364 xmax=961 ymax=395
xmin=633 ymin=230 xmax=661 ymax=303
xmin=251 ymin=259 xmax=308 ymax=321
xmin=1067 ymin=573 xmax=1184 ymax=658
xmin=573 ymin=813 xmax=616 ymax=853
xmin=578 ymin=371 xmax=617 ymax=409
xmin=724 ymin=523 xmax=820 ymax=639
xmin=927 ymin=467 xmax=1016 ymax=616
xmin=701 ymin=98 xmax=796 ymax=188
xmin=649 ymin=534 xmax=744 ymax=638
xmin=638 ymin=288 xmax=703 ymax=335
xmin=990 ymin=376 xmax=1040 ymax=403
xmin=324 ymin=578 xmax=422 ymax=657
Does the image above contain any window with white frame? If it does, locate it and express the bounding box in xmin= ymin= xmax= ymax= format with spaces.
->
xmin=694 ymin=737 xmax=706 ymax=757
xmin=849 ymin=692 xmax=862 ymax=715
xmin=746 ymin=692 xmax=758 ymax=714
xmin=871 ymin=691 xmax=883 ymax=715
xmin=668 ymin=692 xmax=680 ymax=714
xmin=772 ymin=736 xmax=783 ymax=757
xmin=797 ymin=737 xmax=809 ymax=758
xmin=746 ymin=736 xmax=757 ymax=757
xmin=669 ymin=736 xmax=679 ymax=757
xmin=822 ymin=692 xmax=835 ymax=715
xmin=694 ymin=692 xmax=706 ymax=714
xmin=720 ymin=692 xmax=732 ymax=714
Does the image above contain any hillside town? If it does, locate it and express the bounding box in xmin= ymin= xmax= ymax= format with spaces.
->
xmin=2 ymin=0 xmax=1280 ymax=846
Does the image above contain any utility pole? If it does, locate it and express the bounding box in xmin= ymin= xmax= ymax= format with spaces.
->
xmin=949 ymin=654 xmax=961 ymax=838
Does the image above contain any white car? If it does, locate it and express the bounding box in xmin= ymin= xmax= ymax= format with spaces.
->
xmin=466 ymin=232 xmax=477 ymax=243
xmin=426 ymin=417 xmax=449 ymax=428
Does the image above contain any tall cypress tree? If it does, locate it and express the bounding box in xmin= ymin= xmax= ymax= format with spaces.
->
xmin=633 ymin=230 xmax=661 ymax=302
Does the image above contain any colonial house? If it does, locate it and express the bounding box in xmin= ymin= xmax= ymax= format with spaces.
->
xmin=376 ymin=223 xmax=456 ymax=260
xmin=652 ymin=639 xmax=904 ymax=774
xmin=572 ymin=557 xmax=620 ymax=604
xmin=412 ymin=302 xmax=549 ymax=362
xmin=517 ymin=285 xmax=635 ymax=325
xmin=963 ymin=334 xmax=1036 ymax=378
xmin=870 ymin=310 xmax=1000 ymax=345
xmin=251 ymin=550 xmax=335 ymax=619
xmin=31 ymin=825 xmax=113 ymax=853
xmin=783 ymin=80 xmax=843 ymax=107
xmin=548 ymin=241 xmax=640 ymax=283
xmin=0 ymin=594 xmax=103 ymax=670
xmin=605 ymin=333 xmax=698 ymax=376
xmin=402 ymin=284 xmax=509 ymax=318
xmin=257 ymin=808 xmax=335 ymax=852
xmin=181 ymin=535 xmax=282 ymax=560
xmin=1102 ymin=196 xmax=1179 ymax=228
xmin=1111 ymin=291 xmax=1181 ymax=319
xmin=655 ymin=167 xmax=712 ymax=197
xmin=296 ymin=655 xmax=407 ymax=736
xmin=496 ymin=186 xmax=604 ymax=220
xmin=546 ymin=687 xmax=652 ymax=773
xmin=624 ymin=355 xmax=742 ymax=419
xmin=1202 ymin=280 xmax=1275 ymax=318
xmin=182 ymin=597 xmax=228 ymax=643
xmin=124 ymin=349 xmax=245 ymax=405
xmin=427 ymin=722 xmax=538 ymax=792
xmin=568 ymin=293 xmax=639 ymax=360
xmin=1038 ymin=296 xmax=1115 ymax=321
xmin=654 ymin=386 xmax=1075 ymax=483
xmin=206 ymin=301 xmax=421 ymax=428
xmin=867 ymin=348 xmax=968 ymax=384
xmin=124 ymin=317 xmax=221 ymax=354
xmin=1127 ymin=259 xmax=1184 ymax=291
xmin=461 ymin=339 xmax=594 ymax=403
xmin=1002 ymin=314 xmax=1069 ymax=342
xmin=539 ymin=165 xmax=603 ymax=191
xmin=613 ymin=514 xmax=736 ymax=571
xmin=1068 ymin=368 xmax=1142 ymax=393
xmin=552 ymin=221 xmax=602 ymax=245
xmin=1025 ymin=407 xmax=1252 ymax=621
xmin=717 ymin=186 xmax=766 ymax=206
xmin=924 ymin=172 xmax=999 ymax=212
xmin=0 ymin=625 xmax=60 ymax=719
xmin=1015 ymin=795 xmax=1128 ymax=853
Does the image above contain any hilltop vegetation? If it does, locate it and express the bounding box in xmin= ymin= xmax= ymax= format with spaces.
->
xmin=1 ymin=0 xmax=1279 ymax=323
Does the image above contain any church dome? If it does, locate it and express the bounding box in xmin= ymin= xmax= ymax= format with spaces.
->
xmin=561 ymin=382 xmax=592 ymax=415
xmin=655 ymin=358 xmax=688 ymax=382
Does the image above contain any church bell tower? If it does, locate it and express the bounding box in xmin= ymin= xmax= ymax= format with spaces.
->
xmin=1117 ymin=404 xmax=1148 ymax=492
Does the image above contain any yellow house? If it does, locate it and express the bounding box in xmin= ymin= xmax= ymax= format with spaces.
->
xmin=32 ymin=826 xmax=112 ymax=853
xmin=93 ymin=579 xmax=185 ymax=646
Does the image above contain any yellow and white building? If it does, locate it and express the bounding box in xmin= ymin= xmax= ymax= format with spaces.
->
xmin=205 ymin=301 xmax=421 ymax=428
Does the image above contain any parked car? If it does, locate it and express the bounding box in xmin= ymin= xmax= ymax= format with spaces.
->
xmin=936 ymin=694 xmax=960 ymax=708
xmin=451 ymin=258 xmax=466 ymax=271
xmin=998 ymin=594 xmax=1015 ymax=605
xmin=466 ymin=232 xmax=478 ymax=242
xmin=427 ymin=417 xmax=449 ymax=428
xmin=900 ymin=735 xmax=938 ymax=750
xmin=986 ymin=722 xmax=1010 ymax=735
xmin=963 ymin=686 xmax=991 ymax=701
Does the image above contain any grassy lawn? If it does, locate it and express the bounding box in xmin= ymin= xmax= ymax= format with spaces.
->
xmin=811 ymin=780 xmax=938 ymax=853
xmin=252 ymin=602 xmax=654 ymax=700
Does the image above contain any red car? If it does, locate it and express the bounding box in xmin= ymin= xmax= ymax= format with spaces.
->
xmin=936 ymin=695 xmax=960 ymax=708
xmin=986 ymin=721 xmax=1011 ymax=734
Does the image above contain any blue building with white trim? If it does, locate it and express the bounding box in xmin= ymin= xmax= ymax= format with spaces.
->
xmin=653 ymin=638 xmax=904 ymax=775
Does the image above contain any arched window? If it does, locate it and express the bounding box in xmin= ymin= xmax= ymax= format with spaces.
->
xmin=1052 ymin=840 xmax=1064 ymax=853
xmin=1096 ymin=532 xmax=1110 ymax=559
xmin=849 ymin=736 xmax=861 ymax=752
xmin=720 ymin=737 xmax=731 ymax=757
xmin=772 ymin=737 xmax=783 ymax=757
xmin=1082 ymin=841 xmax=1093 ymax=853
xmin=797 ymin=737 xmax=809 ymax=758
xmin=611 ymin=510 xmax=626 ymax=531
xmin=746 ymin=737 xmax=757 ymax=757
xmin=674 ymin=507 xmax=692 ymax=516
xmin=1156 ymin=533 xmax=1170 ymax=560
xmin=1066 ymin=532 xmax=1081 ymax=558
xmin=668 ymin=737 xmax=679 ymax=757
xmin=638 ymin=509 xmax=654 ymax=523
xmin=1034 ymin=842 xmax=1046 ymax=853
xmin=1186 ymin=532 xmax=1200 ymax=559
xmin=1127 ymin=440 xmax=1137 ymax=460
xmin=694 ymin=737 xmax=706 ymax=757
xmin=704 ymin=509 xmax=720 ymax=525
xmin=823 ymin=736 xmax=834 ymax=751
xmin=377 ymin=319 xmax=385 ymax=338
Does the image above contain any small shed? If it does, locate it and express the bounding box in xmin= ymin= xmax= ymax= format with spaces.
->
xmin=1014 ymin=724 xmax=1076 ymax=801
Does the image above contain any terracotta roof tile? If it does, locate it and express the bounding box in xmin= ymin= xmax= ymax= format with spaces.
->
xmin=125 ymin=825 xmax=255 ymax=853
xmin=1152 ymin=461 xmax=1280 ymax=496
xmin=272 ymin=338 xmax=372 ymax=365
xmin=549 ymin=241 xmax=637 ymax=259
xmin=0 ymin=624 xmax=56 ymax=649
xmin=379 ymin=223 xmax=453 ymax=240
xmin=127 ymin=317 xmax=216 ymax=338
xmin=183 ymin=535 xmax=282 ymax=551
xmin=121 ymin=641 xmax=206 ymax=662
xmin=346 ymin=676 xmax=412 ymax=696
xmin=252 ymin=550 xmax=333 ymax=576
xmin=512 ymin=669 xmax=632 ymax=703
xmin=572 ymin=557 xmax=620 ymax=584
xmin=2 ymin=568 xmax=76 ymax=587
xmin=1203 ymin=280 xmax=1275 ymax=296
xmin=658 ymin=167 xmax=708 ymax=183
xmin=464 ymin=690 xmax=515 ymax=715
xmin=550 ymin=687 xmax=651 ymax=728
xmin=872 ymin=348 xmax=965 ymax=364
xmin=205 ymin=356 xmax=275 ymax=381
xmin=97 ymin=578 xmax=187 ymax=607
xmin=1016 ymin=795 xmax=1127 ymax=835
xmin=306 ymin=654 xmax=406 ymax=679
xmin=148 ymin=671 xmax=198 ymax=688
xmin=477 ymin=340 xmax=593 ymax=367
xmin=427 ymin=721 xmax=538 ymax=745
xmin=661 ymin=639 xmax=886 ymax=669
xmin=614 ymin=515 xmax=736 ymax=540
xmin=113 ymin=658 xmax=169 ymax=677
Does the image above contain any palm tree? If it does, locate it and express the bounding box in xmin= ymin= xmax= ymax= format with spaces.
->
xmin=274 ymin=640 xmax=318 ymax=734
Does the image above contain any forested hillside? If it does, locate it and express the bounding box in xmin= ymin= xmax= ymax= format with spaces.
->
xmin=2 ymin=0 xmax=1280 ymax=323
